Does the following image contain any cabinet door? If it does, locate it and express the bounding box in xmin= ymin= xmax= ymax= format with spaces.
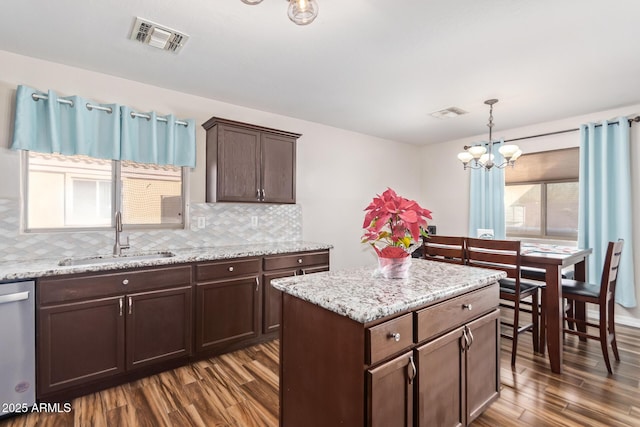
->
xmin=217 ymin=124 xmax=261 ymax=202
xmin=38 ymin=296 xmax=125 ymax=396
xmin=195 ymin=276 xmax=260 ymax=352
xmin=261 ymin=133 xmax=295 ymax=203
xmin=415 ymin=326 xmax=465 ymax=427
xmin=367 ymin=350 xmax=414 ymax=427
xmin=465 ymin=309 xmax=500 ymax=423
xmin=262 ymin=269 xmax=296 ymax=333
xmin=126 ymin=286 xmax=193 ymax=370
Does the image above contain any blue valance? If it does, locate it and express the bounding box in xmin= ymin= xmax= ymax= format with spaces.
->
xmin=11 ymin=85 xmax=196 ymax=167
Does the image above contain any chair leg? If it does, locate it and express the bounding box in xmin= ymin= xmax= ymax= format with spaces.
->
xmin=608 ymin=297 xmax=620 ymax=362
xmin=510 ymin=300 xmax=519 ymax=366
xmin=575 ymin=300 xmax=588 ymax=342
xmin=532 ymin=290 xmax=539 ymax=353
xmin=599 ymin=304 xmax=613 ymax=374
xmin=539 ymin=291 xmax=546 ymax=356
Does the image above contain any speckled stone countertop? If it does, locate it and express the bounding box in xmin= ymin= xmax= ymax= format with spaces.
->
xmin=0 ymin=241 xmax=332 ymax=282
xmin=271 ymin=258 xmax=506 ymax=324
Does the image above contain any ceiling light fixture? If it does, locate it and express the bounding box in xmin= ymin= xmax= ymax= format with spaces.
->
xmin=241 ymin=0 xmax=319 ymax=26
xmin=457 ymin=99 xmax=522 ymax=170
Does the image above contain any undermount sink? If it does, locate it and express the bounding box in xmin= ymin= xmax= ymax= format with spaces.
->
xmin=58 ymin=252 xmax=176 ymax=267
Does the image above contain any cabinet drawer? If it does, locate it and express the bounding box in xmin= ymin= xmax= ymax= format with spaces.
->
xmin=366 ymin=313 xmax=413 ymax=365
xmin=416 ymin=284 xmax=499 ymax=343
xmin=263 ymin=251 xmax=329 ymax=271
xmin=38 ymin=265 xmax=193 ymax=305
xmin=196 ymin=258 xmax=260 ymax=282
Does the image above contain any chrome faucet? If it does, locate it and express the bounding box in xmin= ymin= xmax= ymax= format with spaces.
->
xmin=113 ymin=211 xmax=130 ymax=256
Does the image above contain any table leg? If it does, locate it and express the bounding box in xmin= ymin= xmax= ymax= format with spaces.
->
xmin=545 ymin=265 xmax=564 ymax=374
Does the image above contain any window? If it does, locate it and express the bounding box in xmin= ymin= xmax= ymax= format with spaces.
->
xmin=505 ymin=148 xmax=579 ymax=240
xmin=25 ymin=151 xmax=185 ymax=231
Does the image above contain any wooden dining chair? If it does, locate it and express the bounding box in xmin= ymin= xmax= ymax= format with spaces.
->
xmin=422 ymin=235 xmax=465 ymax=265
xmin=466 ymin=238 xmax=541 ymax=366
xmin=561 ymin=239 xmax=624 ymax=374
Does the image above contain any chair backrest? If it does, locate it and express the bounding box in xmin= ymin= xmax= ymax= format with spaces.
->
xmin=600 ymin=239 xmax=624 ymax=304
xmin=466 ymin=237 xmax=522 ymax=282
xmin=423 ymin=235 xmax=466 ymax=265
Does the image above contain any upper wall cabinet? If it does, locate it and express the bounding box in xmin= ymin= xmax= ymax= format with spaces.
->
xmin=202 ymin=117 xmax=300 ymax=203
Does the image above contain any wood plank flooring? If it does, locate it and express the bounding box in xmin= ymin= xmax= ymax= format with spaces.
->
xmin=2 ymin=324 xmax=639 ymax=427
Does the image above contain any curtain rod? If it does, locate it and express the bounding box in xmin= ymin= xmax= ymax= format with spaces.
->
xmin=504 ymin=115 xmax=640 ymax=143
xmin=30 ymin=93 xmax=189 ymax=127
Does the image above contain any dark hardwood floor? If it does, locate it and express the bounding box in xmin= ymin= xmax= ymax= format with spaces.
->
xmin=2 ymin=324 xmax=639 ymax=427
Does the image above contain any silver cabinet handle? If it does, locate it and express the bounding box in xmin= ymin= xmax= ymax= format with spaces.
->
xmin=228 ymin=266 xmax=234 ymax=272
xmin=462 ymin=304 xmax=472 ymax=311
xmin=297 ymin=258 xmax=303 ymax=264
xmin=466 ymin=326 xmax=474 ymax=349
xmin=128 ymin=296 xmax=133 ymax=315
xmin=256 ymin=189 xmax=261 ymax=200
xmin=0 ymin=291 xmax=29 ymax=304
xmin=461 ymin=328 xmax=469 ymax=352
xmin=255 ymin=277 xmax=259 ymax=292
xmin=408 ymin=356 xmax=417 ymax=385
xmin=119 ymin=297 xmax=123 ymax=316
xmin=122 ymin=279 xmax=129 ymax=285
xmin=261 ymin=189 xmax=265 ymax=200
xmin=389 ymin=332 xmax=401 ymax=342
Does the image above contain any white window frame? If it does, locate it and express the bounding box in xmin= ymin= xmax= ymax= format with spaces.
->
xmin=21 ymin=151 xmax=189 ymax=232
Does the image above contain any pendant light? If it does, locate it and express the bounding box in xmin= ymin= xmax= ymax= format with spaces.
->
xmin=240 ymin=0 xmax=319 ymax=26
xmin=457 ymin=99 xmax=522 ymax=170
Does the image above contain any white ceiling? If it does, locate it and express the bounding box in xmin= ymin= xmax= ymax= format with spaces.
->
xmin=1 ymin=0 xmax=639 ymax=145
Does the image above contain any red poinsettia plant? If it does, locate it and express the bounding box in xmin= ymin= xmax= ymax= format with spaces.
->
xmin=361 ymin=188 xmax=432 ymax=259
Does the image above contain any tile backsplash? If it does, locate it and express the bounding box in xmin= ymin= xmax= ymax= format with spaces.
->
xmin=0 ymin=198 xmax=302 ymax=262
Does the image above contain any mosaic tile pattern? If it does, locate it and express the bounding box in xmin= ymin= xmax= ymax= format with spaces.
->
xmin=0 ymin=198 xmax=302 ymax=262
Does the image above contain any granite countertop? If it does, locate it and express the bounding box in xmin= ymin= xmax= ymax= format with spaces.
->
xmin=0 ymin=241 xmax=333 ymax=282
xmin=271 ymin=258 xmax=507 ymax=323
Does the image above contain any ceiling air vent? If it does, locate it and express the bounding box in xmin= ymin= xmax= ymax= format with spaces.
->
xmin=130 ymin=17 xmax=189 ymax=53
xmin=429 ymin=107 xmax=468 ymax=119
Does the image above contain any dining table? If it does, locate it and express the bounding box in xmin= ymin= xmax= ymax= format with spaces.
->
xmin=520 ymin=243 xmax=593 ymax=374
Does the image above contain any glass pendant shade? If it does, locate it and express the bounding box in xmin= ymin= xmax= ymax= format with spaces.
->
xmin=511 ymin=149 xmax=523 ymax=161
xmin=498 ymin=144 xmax=520 ymax=159
xmin=467 ymin=145 xmax=487 ymax=159
xmin=288 ymin=0 xmax=319 ymax=25
xmin=478 ymin=153 xmax=494 ymax=166
xmin=241 ymin=0 xmax=264 ymax=4
xmin=457 ymin=152 xmax=474 ymax=164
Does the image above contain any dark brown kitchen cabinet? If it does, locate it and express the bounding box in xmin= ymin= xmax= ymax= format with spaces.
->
xmin=126 ymin=286 xmax=192 ymax=370
xmin=195 ymin=258 xmax=261 ymax=354
xmin=367 ymin=351 xmax=415 ymax=427
xmin=36 ymin=265 xmax=192 ymax=401
xmin=38 ymin=296 xmax=126 ymax=396
xmin=202 ymin=117 xmax=300 ymax=203
xmin=262 ymin=250 xmax=330 ymax=333
xmin=279 ymin=283 xmax=499 ymax=427
xmin=415 ymin=309 xmax=500 ymax=427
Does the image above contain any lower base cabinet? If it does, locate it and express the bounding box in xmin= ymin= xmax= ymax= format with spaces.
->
xmin=416 ymin=309 xmax=500 ymax=427
xmin=37 ymin=266 xmax=193 ymax=400
xmin=280 ymin=283 xmax=500 ymax=427
xmin=36 ymin=248 xmax=330 ymax=402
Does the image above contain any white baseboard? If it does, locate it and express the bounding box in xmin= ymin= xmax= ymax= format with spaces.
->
xmin=586 ymin=309 xmax=640 ymax=329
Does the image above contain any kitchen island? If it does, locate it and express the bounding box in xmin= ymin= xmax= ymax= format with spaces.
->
xmin=272 ymin=258 xmax=507 ymax=427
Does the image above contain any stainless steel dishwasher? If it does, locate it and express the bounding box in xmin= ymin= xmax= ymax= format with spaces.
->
xmin=0 ymin=280 xmax=35 ymax=417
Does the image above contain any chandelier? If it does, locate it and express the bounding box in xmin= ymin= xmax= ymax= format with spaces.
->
xmin=457 ymin=99 xmax=522 ymax=170
xmin=240 ymin=0 xmax=319 ymax=26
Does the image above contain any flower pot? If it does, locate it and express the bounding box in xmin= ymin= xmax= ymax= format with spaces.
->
xmin=377 ymin=256 xmax=411 ymax=279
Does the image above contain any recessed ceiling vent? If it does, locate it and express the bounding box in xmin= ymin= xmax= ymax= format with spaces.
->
xmin=130 ymin=17 xmax=189 ymax=53
xmin=430 ymin=107 xmax=468 ymax=119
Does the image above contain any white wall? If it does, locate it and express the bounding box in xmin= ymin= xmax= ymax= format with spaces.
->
xmin=0 ymin=49 xmax=422 ymax=270
xmin=421 ymin=104 xmax=640 ymax=326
